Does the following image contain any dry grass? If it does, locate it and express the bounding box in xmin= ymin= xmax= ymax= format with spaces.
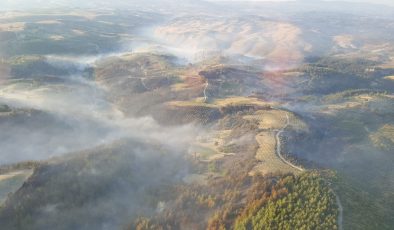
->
xmin=49 ymin=35 xmax=65 ymax=41
xmin=171 ymin=71 xmax=205 ymax=92
xmin=36 ymin=20 xmax=62 ymax=25
xmin=0 ymin=62 xmax=10 ymax=83
xmin=182 ymin=174 xmax=208 ymax=185
xmin=321 ymin=94 xmax=394 ymax=114
xmin=254 ymin=132 xmax=276 ymax=161
xmin=287 ymin=113 xmax=309 ymax=132
xmin=0 ymin=11 xmax=111 ymax=21
xmin=266 ymin=23 xmax=307 ymax=66
xmin=244 ymin=109 xmax=307 ymax=131
xmin=244 ymin=109 xmax=307 ymax=176
xmin=72 ymin=29 xmax=87 ymax=35
xmin=0 ymin=22 xmax=25 ymax=32
xmin=212 ymin=97 xmax=275 ymax=107
xmin=193 ymin=130 xmax=234 ymax=162
xmin=0 ymin=170 xmax=33 ymax=182
xmin=333 ymin=35 xmax=356 ymax=49
xmin=171 ymin=83 xmax=190 ymax=91
xmin=170 ymin=92 xmax=273 ymax=107
xmin=197 ymin=130 xmax=231 ymax=146
xmin=68 ymin=10 xmax=101 ymax=20
xmin=168 ymin=97 xmax=274 ymax=110
xmin=384 ymin=76 xmax=394 ymax=81
xmin=321 ymin=102 xmax=362 ymax=114
xmin=244 ymin=110 xmax=289 ymax=130
xmin=154 ymin=18 xmax=307 ymax=66
xmin=167 ymin=100 xmax=216 ymax=108
xmin=0 ymin=12 xmax=29 ymax=20
xmin=370 ymin=124 xmax=394 ymax=151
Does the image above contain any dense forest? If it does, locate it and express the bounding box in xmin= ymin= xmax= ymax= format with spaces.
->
xmin=133 ymin=172 xmax=338 ymax=230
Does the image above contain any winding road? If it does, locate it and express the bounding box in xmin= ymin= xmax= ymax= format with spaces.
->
xmin=335 ymin=192 xmax=344 ymax=230
xmin=276 ymin=114 xmax=305 ymax=172
xmin=276 ymin=113 xmax=343 ymax=230
xmin=203 ymin=80 xmax=209 ymax=103
xmin=140 ymin=78 xmax=149 ymax=91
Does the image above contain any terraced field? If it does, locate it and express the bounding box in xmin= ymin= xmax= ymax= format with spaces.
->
xmin=247 ymin=109 xmax=307 ymax=176
xmin=169 ymin=104 xmax=308 ymax=177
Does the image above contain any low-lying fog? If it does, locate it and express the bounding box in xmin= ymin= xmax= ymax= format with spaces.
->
xmin=0 ymin=54 xmax=200 ymax=165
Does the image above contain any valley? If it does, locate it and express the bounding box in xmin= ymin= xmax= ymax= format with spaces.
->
xmin=0 ymin=1 xmax=393 ymax=229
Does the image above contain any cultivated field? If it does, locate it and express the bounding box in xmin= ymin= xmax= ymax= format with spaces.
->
xmin=246 ymin=109 xmax=306 ymax=176
xmin=249 ymin=131 xmax=299 ymax=176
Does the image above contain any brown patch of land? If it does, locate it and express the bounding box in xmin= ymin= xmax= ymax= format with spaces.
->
xmin=36 ymin=20 xmax=62 ymax=25
xmin=49 ymin=35 xmax=65 ymax=41
xmin=0 ymin=22 xmax=25 ymax=32
xmin=0 ymin=170 xmax=33 ymax=182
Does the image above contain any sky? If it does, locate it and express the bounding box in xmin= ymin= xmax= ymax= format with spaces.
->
xmin=0 ymin=0 xmax=393 ymax=10
xmin=209 ymin=0 xmax=394 ymax=6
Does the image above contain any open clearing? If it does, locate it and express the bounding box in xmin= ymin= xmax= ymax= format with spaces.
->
xmin=244 ymin=109 xmax=307 ymax=131
xmin=192 ymin=130 xmax=235 ymax=162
